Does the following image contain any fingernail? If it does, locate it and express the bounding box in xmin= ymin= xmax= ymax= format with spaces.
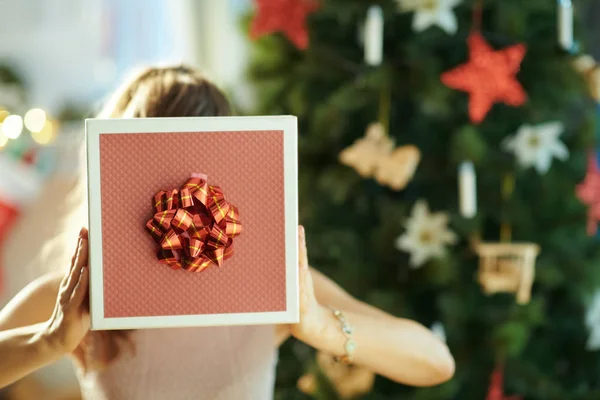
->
xmin=79 ymin=227 xmax=88 ymax=239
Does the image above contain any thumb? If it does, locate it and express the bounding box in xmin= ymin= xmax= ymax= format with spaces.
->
xmin=299 ymin=225 xmax=308 ymax=270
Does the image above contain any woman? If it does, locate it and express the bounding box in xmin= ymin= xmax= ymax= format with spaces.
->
xmin=0 ymin=66 xmax=454 ymax=399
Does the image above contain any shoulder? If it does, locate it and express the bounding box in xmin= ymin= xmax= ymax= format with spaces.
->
xmin=18 ymin=271 xmax=63 ymax=300
xmin=0 ymin=272 xmax=62 ymax=330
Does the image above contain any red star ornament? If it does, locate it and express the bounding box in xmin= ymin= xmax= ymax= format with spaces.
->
xmin=576 ymin=152 xmax=600 ymax=235
xmin=250 ymin=0 xmax=319 ymax=50
xmin=441 ymin=32 xmax=528 ymax=124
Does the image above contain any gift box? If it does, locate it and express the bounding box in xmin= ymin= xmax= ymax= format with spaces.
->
xmin=86 ymin=116 xmax=298 ymax=330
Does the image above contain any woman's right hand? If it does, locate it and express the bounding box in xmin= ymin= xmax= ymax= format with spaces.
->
xmin=42 ymin=228 xmax=90 ymax=354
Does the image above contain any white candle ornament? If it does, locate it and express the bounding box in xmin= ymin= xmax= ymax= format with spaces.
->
xmin=458 ymin=161 xmax=477 ymax=218
xmin=558 ymin=0 xmax=574 ymax=51
xmin=364 ymin=6 xmax=384 ymax=66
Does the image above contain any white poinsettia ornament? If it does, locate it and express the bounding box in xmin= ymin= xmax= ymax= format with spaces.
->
xmin=585 ymin=290 xmax=600 ymax=351
xmin=502 ymin=122 xmax=569 ymax=174
xmin=395 ymin=200 xmax=457 ymax=268
xmin=397 ymin=0 xmax=462 ymax=35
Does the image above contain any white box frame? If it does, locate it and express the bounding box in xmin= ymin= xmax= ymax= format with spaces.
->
xmin=86 ymin=116 xmax=299 ymax=330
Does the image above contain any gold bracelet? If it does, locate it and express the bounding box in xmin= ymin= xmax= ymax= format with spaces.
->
xmin=330 ymin=308 xmax=356 ymax=364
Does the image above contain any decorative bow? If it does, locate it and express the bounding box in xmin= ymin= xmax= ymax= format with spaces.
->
xmin=145 ymin=174 xmax=242 ymax=272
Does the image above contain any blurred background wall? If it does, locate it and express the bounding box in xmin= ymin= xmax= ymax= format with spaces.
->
xmin=0 ymin=0 xmax=253 ymax=112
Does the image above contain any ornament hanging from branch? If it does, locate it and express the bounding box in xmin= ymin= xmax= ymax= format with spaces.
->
xmin=458 ymin=161 xmax=477 ymax=218
xmin=250 ymin=0 xmax=319 ymax=50
xmin=364 ymin=5 xmax=384 ymax=66
xmin=486 ymin=365 xmax=522 ymax=400
xmin=502 ymin=122 xmax=569 ymax=175
xmin=339 ymin=123 xmax=394 ymax=178
xmin=576 ymin=152 xmax=600 ymax=236
xmin=396 ymin=0 xmax=462 ymax=35
xmin=395 ymin=200 xmax=457 ymax=268
xmin=339 ymin=123 xmax=420 ymax=191
xmin=585 ymin=289 xmax=600 ymax=351
xmin=430 ymin=321 xmax=447 ymax=343
xmin=475 ymin=242 xmax=539 ymax=304
xmin=557 ymin=0 xmax=575 ymax=52
xmin=440 ymin=0 xmax=527 ymax=123
xmin=441 ymin=32 xmax=528 ymax=124
xmin=374 ymin=145 xmax=421 ymax=190
xmin=474 ymin=170 xmax=540 ymax=304
xmin=573 ymin=55 xmax=600 ymax=101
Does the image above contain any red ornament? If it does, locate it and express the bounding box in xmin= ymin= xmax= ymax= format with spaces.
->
xmin=0 ymin=154 xmax=42 ymax=296
xmin=250 ymin=0 xmax=319 ymax=49
xmin=486 ymin=365 xmax=522 ymax=400
xmin=21 ymin=149 xmax=37 ymax=166
xmin=576 ymin=152 xmax=600 ymax=235
xmin=441 ymin=32 xmax=528 ymax=124
xmin=0 ymin=201 xmax=19 ymax=296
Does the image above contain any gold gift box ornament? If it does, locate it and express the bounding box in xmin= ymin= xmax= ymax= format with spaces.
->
xmin=475 ymin=242 xmax=540 ymax=305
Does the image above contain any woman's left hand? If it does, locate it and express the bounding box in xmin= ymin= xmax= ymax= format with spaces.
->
xmin=288 ymin=226 xmax=327 ymax=341
xmin=282 ymin=226 xmax=456 ymax=386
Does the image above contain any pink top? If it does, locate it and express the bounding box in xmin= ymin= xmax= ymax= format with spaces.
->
xmin=76 ymin=325 xmax=278 ymax=400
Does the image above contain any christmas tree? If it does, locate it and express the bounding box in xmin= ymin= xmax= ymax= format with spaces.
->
xmin=246 ymin=0 xmax=600 ymax=399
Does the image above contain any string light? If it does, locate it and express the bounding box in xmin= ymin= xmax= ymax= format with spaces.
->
xmin=2 ymin=115 xmax=23 ymax=139
xmin=0 ymin=130 xmax=7 ymax=148
xmin=0 ymin=110 xmax=11 ymax=148
xmin=31 ymin=119 xmax=55 ymax=145
xmin=24 ymin=108 xmax=47 ymax=133
xmin=0 ymin=108 xmax=58 ymax=151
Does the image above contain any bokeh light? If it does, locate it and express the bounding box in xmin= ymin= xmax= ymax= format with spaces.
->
xmin=0 ymin=130 xmax=8 ymax=148
xmin=0 ymin=109 xmax=9 ymax=123
xmin=31 ymin=119 xmax=55 ymax=145
xmin=24 ymin=108 xmax=47 ymax=133
xmin=2 ymin=115 xmax=23 ymax=139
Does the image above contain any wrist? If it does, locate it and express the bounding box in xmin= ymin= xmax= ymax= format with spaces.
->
xmin=294 ymin=305 xmax=346 ymax=352
xmin=301 ymin=307 xmax=358 ymax=364
xmin=10 ymin=323 xmax=66 ymax=364
xmin=36 ymin=323 xmax=67 ymax=358
xmin=292 ymin=304 xmax=331 ymax=343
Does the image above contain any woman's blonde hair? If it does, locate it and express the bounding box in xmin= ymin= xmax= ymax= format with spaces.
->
xmin=79 ymin=65 xmax=232 ymax=369
xmin=98 ymin=65 xmax=231 ymax=118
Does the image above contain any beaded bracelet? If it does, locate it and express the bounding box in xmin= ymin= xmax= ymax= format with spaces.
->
xmin=330 ymin=308 xmax=356 ymax=364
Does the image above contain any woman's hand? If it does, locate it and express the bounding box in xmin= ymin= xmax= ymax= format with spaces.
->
xmin=0 ymin=228 xmax=92 ymax=389
xmin=289 ymin=226 xmax=328 ymax=341
xmin=42 ymin=228 xmax=90 ymax=354
xmin=286 ymin=226 xmax=455 ymax=386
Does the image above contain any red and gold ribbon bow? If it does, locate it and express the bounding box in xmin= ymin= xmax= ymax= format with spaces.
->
xmin=145 ymin=174 xmax=242 ymax=272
